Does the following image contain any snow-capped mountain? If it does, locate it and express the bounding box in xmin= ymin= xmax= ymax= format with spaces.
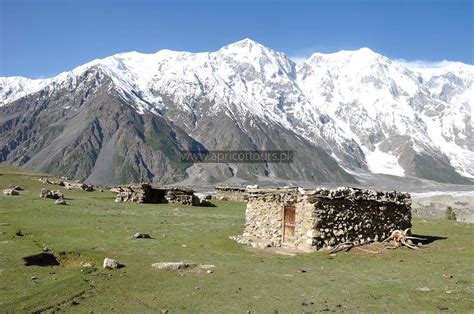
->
xmin=0 ymin=39 xmax=472 ymax=185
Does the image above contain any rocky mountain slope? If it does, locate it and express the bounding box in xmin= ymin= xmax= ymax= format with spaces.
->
xmin=0 ymin=39 xmax=472 ymax=185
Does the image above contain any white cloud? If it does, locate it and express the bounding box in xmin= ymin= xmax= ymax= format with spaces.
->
xmin=395 ymin=59 xmax=460 ymax=70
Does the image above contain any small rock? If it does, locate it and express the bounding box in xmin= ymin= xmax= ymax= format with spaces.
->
xmin=152 ymin=262 xmax=190 ymax=270
xmin=207 ymin=269 xmax=213 ymax=274
xmin=132 ymin=232 xmax=152 ymax=239
xmin=55 ymin=199 xmax=66 ymax=205
xmin=15 ymin=230 xmax=24 ymax=237
xmin=31 ymin=276 xmax=37 ymax=280
xmin=416 ymin=287 xmax=432 ymax=292
xmin=103 ymin=258 xmax=122 ymax=269
xmin=437 ymin=304 xmax=449 ymax=311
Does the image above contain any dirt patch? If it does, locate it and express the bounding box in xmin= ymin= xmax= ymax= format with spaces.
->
xmin=57 ymin=251 xmax=95 ymax=269
xmin=244 ymin=245 xmax=301 ymax=256
xmin=350 ymin=242 xmax=388 ymax=254
xmin=23 ymin=253 xmax=60 ymax=266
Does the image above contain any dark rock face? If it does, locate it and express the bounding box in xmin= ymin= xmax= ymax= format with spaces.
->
xmin=0 ymin=67 xmax=356 ymax=185
xmin=0 ymin=67 xmax=204 ymax=185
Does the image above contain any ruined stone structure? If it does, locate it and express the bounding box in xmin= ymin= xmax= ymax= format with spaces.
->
xmin=215 ymin=185 xmax=247 ymax=201
xmin=113 ymin=184 xmax=199 ymax=206
xmin=233 ymin=187 xmax=412 ymax=252
xmin=39 ymin=177 xmax=94 ymax=191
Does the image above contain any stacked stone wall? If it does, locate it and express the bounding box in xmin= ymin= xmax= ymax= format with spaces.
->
xmin=215 ymin=186 xmax=247 ymax=201
xmin=236 ymin=187 xmax=412 ymax=251
xmin=114 ymin=184 xmax=199 ymax=206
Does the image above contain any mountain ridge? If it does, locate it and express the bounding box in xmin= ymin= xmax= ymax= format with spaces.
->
xmin=0 ymin=39 xmax=472 ymax=185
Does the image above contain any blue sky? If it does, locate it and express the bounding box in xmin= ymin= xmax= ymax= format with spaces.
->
xmin=1 ymin=0 xmax=472 ymax=78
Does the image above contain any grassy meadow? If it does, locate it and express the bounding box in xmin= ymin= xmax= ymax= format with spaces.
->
xmin=0 ymin=165 xmax=472 ymax=313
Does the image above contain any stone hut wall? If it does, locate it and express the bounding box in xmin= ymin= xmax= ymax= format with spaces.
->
xmin=215 ymin=185 xmax=247 ymax=202
xmin=242 ymin=188 xmax=301 ymax=246
xmin=163 ymin=187 xmax=200 ymax=206
xmin=236 ymin=187 xmax=411 ymax=251
xmin=305 ymin=188 xmax=411 ymax=249
xmin=114 ymin=184 xmax=199 ymax=206
xmin=115 ymin=184 xmax=153 ymax=203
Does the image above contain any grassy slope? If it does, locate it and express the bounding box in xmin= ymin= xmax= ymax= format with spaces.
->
xmin=0 ymin=165 xmax=472 ymax=313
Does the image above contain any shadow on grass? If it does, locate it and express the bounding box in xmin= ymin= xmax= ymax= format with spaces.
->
xmin=412 ymin=234 xmax=448 ymax=245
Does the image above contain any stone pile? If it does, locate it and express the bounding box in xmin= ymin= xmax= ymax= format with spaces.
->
xmin=114 ymin=184 xmax=151 ymax=203
xmin=39 ymin=177 xmax=93 ymax=191
xmin=39 ymin=188 xmax=67 ymax=205
xmin=237 ymin=186 xmax=412 ymax=252
xmin=163 ymin=186 xmax=199 ymax=205
xmin=40 ymin=188 xmax=64 ymax=200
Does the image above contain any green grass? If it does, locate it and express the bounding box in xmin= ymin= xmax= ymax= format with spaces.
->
xmin=0 ymin=165 xmax=473 ymax=312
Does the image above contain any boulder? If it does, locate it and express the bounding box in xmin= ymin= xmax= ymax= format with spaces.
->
xmin=40 ymin=189 xmax=64 ymax=199
xmin=132 ymin=232 xmax=152 ymax=239
xmin=64 ymin=181 xmax=94 ymax=191
xmin=3 ymin=189 xmax=19 ymax=196
xmin=151 ymin=262 xmax=215 ymax=271
xmin=39 ymin=188 xmax=50 ymax=198
xmin=110 ymin=187 xmax=121 ymax=193
xmin=39 ymin=178 xmax=50 ymax=184
xmin=55 ymin=199 xmax=67 ymax=205
xmin=152 ymin=262 xmax=192 ymax=270
xmin=103 ymin=258 xmax=123 ymax=269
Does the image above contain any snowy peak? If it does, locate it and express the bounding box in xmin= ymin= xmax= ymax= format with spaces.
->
xmin=0 ymin=39 xmax=472 ymax=184
xmin=221 ymin=38 xmax=265 ymax=50
xmin=306 ymin=47 xmax=384 ymax=64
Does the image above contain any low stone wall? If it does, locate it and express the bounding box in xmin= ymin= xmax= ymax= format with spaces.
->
xmin=39 ymin=177 xmax=94 ymax=191
xmin=113 ymin=184 xmax=200 ymax=206
xmin=234 ymin=187 xmax=412 ymax=251
xmin=305 ymin=188 xmax=411 ymax=249
xmin=215 ymin=185 xmax=247 ymax=201
xmin=114 ymin=184 xmax=152 ymax=203
xmin=163 ymin=186 xmax=200 ymax=206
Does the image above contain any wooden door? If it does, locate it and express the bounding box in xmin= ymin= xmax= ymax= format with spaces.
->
xmin=283 ymin=204 xmax=296 ymax=243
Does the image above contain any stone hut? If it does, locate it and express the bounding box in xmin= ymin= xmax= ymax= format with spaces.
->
xmin=215 ymin=185 xmax=247 ymax=201
xmin=114 ymin=184 xmax=199 ymax=206
xmin=233 ymin=186 xmax=411 ymax=252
